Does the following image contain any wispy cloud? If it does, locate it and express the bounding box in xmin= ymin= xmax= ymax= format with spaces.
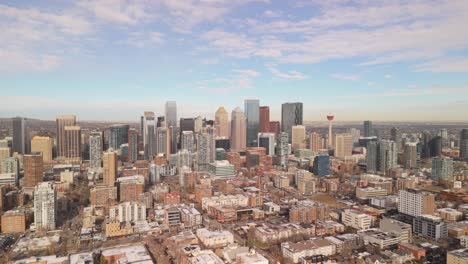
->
xmin=268 ymin=66 xmax=307 ymax=80
xmin=331 ymin=73 xmax=359 ymax=81
xmin=413 ymin=57 xmax=468 ymax=73
xmin=196 ymin=68 xmax=260 ymax=93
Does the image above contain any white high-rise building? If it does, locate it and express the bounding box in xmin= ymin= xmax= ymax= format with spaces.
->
xmin=398 ymin=189 xmax=436 ymax=217
xmin=181 ymin=131 xmax=195 ymax=152
xmin=378 ymin=140 xmax=397 ymax=174
xmin=143 ymin=112 xmax=157 ymax=159
xmin=109 ymin=202 xmax=146 ymax=223
xmin=89 ymin=131 xmax=103 ymax=168
xmin=156 ymin=127 xmax=169 ymax=157
xmin=291 ymin=125 xmax=306 ymax=150
xmin=197 ymin=127 xmax=215 ymax=171
xmin=277 ymin=132 xmax=289 ymax=167
xmin=334 ymin=133 xmax=353 ymax=158
xmin=33 ymin=182 xmax=57 ymax=230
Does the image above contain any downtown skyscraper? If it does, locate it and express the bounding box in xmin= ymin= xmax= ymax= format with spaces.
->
xmin=363 ymin=120 xmax=373 ymax=137
xmin=143 ymin=112 xmax=156 ymax=159
xmin=215 ymin=106 xmax=229 ymax=138
xmin=259 ymin=106 xmax=270 ymax=133
xmin=165 ymin=101 xmax=177 ymax=129
xmin=281 ymin=102 xmax=303 ymax=142
xmin=12 ymin=117 xmax=29 ymax=154
xmin=109 ymin=124 xmax=129 ymax=150
xmin=89 ymin=131 xmax=103 ymax=168
xmin=460 ymin=129 xmax=468 ymax=160
xmin=244 ymin=99 xmax=260 ymax=147
xmin=230 ymin=107 xmax=247 ymax=152
xmin=56 ymin=115 xmax=76 ymax=159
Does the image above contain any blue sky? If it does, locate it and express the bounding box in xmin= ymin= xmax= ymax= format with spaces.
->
xmin=1 ymin=0 xmax=468 ymax=121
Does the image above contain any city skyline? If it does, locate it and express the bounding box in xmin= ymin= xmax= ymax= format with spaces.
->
xmin=1 ymin=0 xmax=468 ymax=121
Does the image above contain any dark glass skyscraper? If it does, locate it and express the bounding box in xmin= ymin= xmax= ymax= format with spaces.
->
xmin=366 ymin=141 xmax=379 ymax=173
xmin=420 ymin=130 xmax=432 ymax=159
xmin=245 ymin=99 xmax=260 ymax=147
xmin=363 ymin=120 xmax=373 ymax=137
xmin=460 ymin=129 xmax=468 ymax=160
xmin=109 ymin=124 xmax=130 ymax=150
xmin=12 ymin=117 xmax=29 ymax=154
xmin=281 ymin=102 xmax=303 ymax=142
xmin=391 ymin=127 xmax=402 ymax=152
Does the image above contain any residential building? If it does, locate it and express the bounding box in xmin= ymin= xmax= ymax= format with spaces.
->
xmin=33 ymin=182 xmax=56 ymax=230
xmin=342 ymin=209 xmax=372 ymax=230
xmin=413 ymin=215 xmax=448 ymax=240
xmin=31 ymin=136 xmax=53 ymax=162
xmin=398 ymin=189 xmax=436 ymax=217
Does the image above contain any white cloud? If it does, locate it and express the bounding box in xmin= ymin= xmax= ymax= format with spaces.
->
xmin=233 ymin=69 xmax=260 ymax=77
xmin=77 ymin=0 xmax=152 ymax=24
xmin=268 ymin=66 xmax=307 ymax=80
xmin=331 ymin=73 xmax=359 ymax=81
xmin=414 ymin=57 xmax=468 ymax=73
xmin=384 ymin=74 xmax=392 ymax=79
xmin=118 ymin=31 xmax=164 ymax=47
xmin=263 ymin=10 xmax=281 ymax=18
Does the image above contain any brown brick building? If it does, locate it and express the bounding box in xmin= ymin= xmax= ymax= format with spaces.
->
xmin=1 ymin=210 xmax=26 ymax=233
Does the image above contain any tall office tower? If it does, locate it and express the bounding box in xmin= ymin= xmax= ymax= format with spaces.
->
xmin=31 ymin=136 xmax=53 ymax=162
xmin=128 ymin=129 xmax=138 ymax=163
xmin=460 ymin=129 xmax=468 ymax=160
xmin=349 ymin=128 xmax=361 ymax=145
xmin=109 ymin=124 xmax=129 ymax=150
xmin=309 ymin=132 xmax=322 ymax=152
xmin=420 ymin=130 xmax=432 ymax=159
xmin=89 ymin=131 xmax=103 ymax=168
xmin=169 ymin=126 xmax=178 ymax=154
xmin=165 ymin=101 xmax=177 ymax=129
xmin=81 ymin=128 xmax=91 ymax=160
xmin=230 ymin=107 xmax=247 ymax=151
xmin=56 ymin=115 xmax=76 ymax=158
xmin=215 ymin=106 xmax=229 ymax=138
xmin=143 ymin=112 xmax=156 ymax=159
xmin=157 ymin=116 xmax=165 ymax=128
xmin=259 ymin=106 xmax=270 ymax=133
xmin=258 ymin=133 xmax=275 ymax=156
xmin=24 ymin=152 xmax=43 ymax=188
xmin=403 ymin=143 xmax=418 ymax=169
xmin=103 ymin=150 xmax=117 ymax=186
xmin=439 ymin=129 xmax=449 ymax=148
xmin=194 ymin=116 xmax=203 ymax=133
xmin=140 ymin=116 xmax=144 ymax=136
xmin=269 ymin=121 xmax=280 ymax=136
xmin=156 ymin=127 xmax=169 ymax=157
xmin=431 ymin=136 xmax=442 ymax=157
xmin=33 ymin=182 xmax=56 ymax=231
xmin=197 ymin=128 xmax=215 ymax=171
xmin=277 ymin=132 xmax=289 ymax=167
xmin=334 ymin=133 xmax=353 ymax=158
xmin=245 ymin=99 xmax=260 ymax=147
xmin=181 ymin=131 xmax=195 ymax=152
xmin=366 ymin=141 xmax=379 ymax=173
xmin=327 ymin=114 xmax=334 ymax=148
xmin=363 ymin=120 xmax=373 ymax=137
xmin=291 ymin=125 xmax=306 ymax=150
xmin=398 ymin=189 xmax=436 ymax=217
xmin=12 ymin=117 xmax=29 ymax=154
xmin=282 ymin=102 xmax=303 ymax=142
xmin=180 ymin=118 xmax=195 ymax=138
xmin=378 ymin=140 xmax=397 ymax=175
xmin=64 ymin=126 xmax=81 ymax=162
xmin=391 ymin=127 xmax=402 ymax=152
xmin=432 ymin=158 xmax=453 ymax=181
